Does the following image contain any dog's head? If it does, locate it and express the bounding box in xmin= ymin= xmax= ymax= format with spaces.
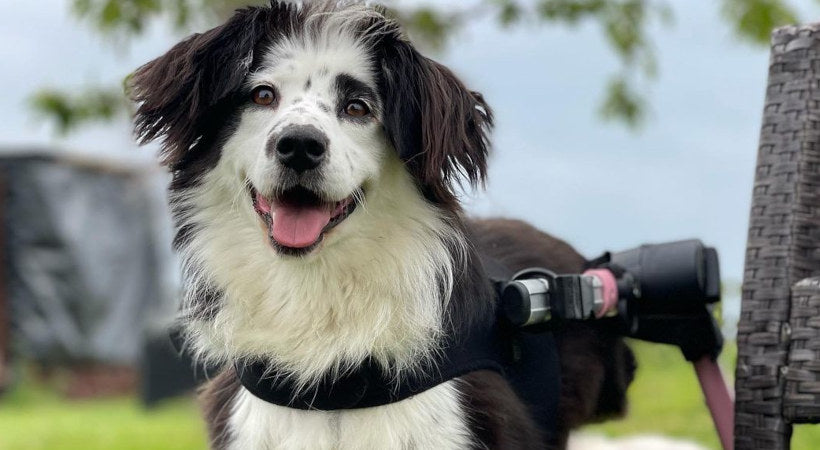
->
xmin=130 ymin=1 xmax=492 ymax=258
xmin=130 ymin=1 xmax=494 ymax=371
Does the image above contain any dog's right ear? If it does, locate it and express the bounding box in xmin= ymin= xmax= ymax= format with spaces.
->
xmin=129 ymin=4 xmax=293 ymax=167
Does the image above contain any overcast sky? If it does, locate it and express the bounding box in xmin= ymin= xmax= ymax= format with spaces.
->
xmin=3 ymin=1 xmax=820 ymax=330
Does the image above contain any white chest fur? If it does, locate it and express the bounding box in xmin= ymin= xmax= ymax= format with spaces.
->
xmin=227 ymin=380 xmax=473 ymax=450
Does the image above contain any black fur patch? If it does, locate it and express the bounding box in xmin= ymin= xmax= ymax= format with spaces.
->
xmin=129 ymin=4 xmax=298 ymax=169
xmin=334 ymin=73 xmax=379 ymax=123
xmin=374 ymin=32 xmax=493 ymax=208
xmin=459 ymin=371 xmax=547 ymax=449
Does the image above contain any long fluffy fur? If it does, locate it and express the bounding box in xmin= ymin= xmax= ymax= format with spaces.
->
xmin=176 ymin=154 xmax=466 ymax=387
xmin=130 ymin=2 xmax=633 ymax=449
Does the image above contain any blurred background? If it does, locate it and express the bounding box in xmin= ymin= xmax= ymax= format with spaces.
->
xmin=1 ymin=0 xmax=819 ymax=448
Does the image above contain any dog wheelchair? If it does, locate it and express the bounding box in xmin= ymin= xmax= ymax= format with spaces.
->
xmin=490 ymin=238 xmax=733 ymax=449
xmin=498 ymin=21 xmax=820 ymax=450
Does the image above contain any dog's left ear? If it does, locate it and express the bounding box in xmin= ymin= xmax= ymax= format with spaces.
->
xmin=377 ymin=37 xmax=493 ymax=207
xmin=129 ymin=5 xmax=288 ymax=168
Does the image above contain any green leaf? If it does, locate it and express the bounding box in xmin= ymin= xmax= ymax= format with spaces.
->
xmin=722 ymin=0 xmax=799 ymax=44
xmin=30 ymin=91 xmax=76 ymax=135
xmin=599 ymin=76 xmax=645 ymax=128
xmin=499 ymin=3 xmax=522 ymax=26
xmin=30 ymin=87 xmax=128 ymax=135
xmin=537 ymin=0 xmax=606 ymax=23
xmin=100 ymin=1 xmax=122 ymax=28
xmin=602 ymin=0 xmax=646 ymax=61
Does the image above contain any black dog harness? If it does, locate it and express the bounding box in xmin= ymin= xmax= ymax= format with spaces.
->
xmin=235 ymin=257 xmax=561 ymax=438
xmin=235 ymin=317 xmax=506 ymax=410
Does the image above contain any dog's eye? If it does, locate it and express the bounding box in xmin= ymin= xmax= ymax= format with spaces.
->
xmin=251 ymin=86 xmax=277 ymax=106
xmin=344 ymin=100 xmax=370 ymax=118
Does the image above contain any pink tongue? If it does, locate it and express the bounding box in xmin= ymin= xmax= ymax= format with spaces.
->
xmin=271 ymin=203 xmax=332 ymax=248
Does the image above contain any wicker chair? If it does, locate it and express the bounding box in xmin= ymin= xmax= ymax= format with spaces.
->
xmin=735 ymin=23 xmax=820 ymax=450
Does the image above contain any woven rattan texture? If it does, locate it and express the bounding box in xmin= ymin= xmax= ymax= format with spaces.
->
xmin=736 ymin=24 xmax=820 ymax=450
xmin=784 ymin=278 xmax=820 ymax=422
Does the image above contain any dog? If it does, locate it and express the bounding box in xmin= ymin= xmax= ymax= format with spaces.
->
xmin=129 ymin=1 xmax=635 ymax=449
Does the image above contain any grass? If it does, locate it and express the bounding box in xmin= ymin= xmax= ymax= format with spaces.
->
xmin=0 ymin=379 xmax=206 ymax=450
xmin=1 ymin=341 xmax=818 ymax=449
xmin=584 ymin=340 xmax=820 ymax=449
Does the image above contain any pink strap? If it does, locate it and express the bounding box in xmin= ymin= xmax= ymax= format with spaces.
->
xmin=583 ymin=269 xmax=619 ymax=318
xmin=694 ymin=357 xmax=734 ymax=450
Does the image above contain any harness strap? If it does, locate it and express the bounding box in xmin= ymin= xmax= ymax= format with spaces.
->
xmin=236 ymin=318 xmax=506 ymax=410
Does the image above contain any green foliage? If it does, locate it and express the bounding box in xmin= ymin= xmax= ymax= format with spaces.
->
xmin=540 ymin=0 xmax=658 ymax=127
xmin=30 ymin=87 xmax=128 ymax=135
xmin=70 ymin=0 xmax=264 ymax=35
xmin=33 ymin=0 xmax=813 ymax=135
xmin=388 ymin=6 xmax=463 ymax=51
xmin=481 ymin=0 xmax=666 ymax=127
xmin=493 ymin=0 xmax=523 ymax=26
xmin=72 ymin=0 xmax=174 ymax=35
xmin=600 ymin=76 xmax=644 ymax=127
xmin=722 ymin=0 xmax=800 ymax=44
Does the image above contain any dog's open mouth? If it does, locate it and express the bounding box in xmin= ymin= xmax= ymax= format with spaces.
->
xmin=250 ymin=185 xmax=359 ymax=255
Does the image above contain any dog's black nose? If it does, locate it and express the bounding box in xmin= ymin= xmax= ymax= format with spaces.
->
xmin=272 ymin=125 xmax=328 ymax=173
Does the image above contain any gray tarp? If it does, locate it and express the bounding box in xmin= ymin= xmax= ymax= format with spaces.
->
xmin=2 ymin=152 xmax=178 ymax=365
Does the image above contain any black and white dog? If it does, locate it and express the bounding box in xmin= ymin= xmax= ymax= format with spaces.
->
xmin=130 ymin=1 xmax=634 ymax=448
